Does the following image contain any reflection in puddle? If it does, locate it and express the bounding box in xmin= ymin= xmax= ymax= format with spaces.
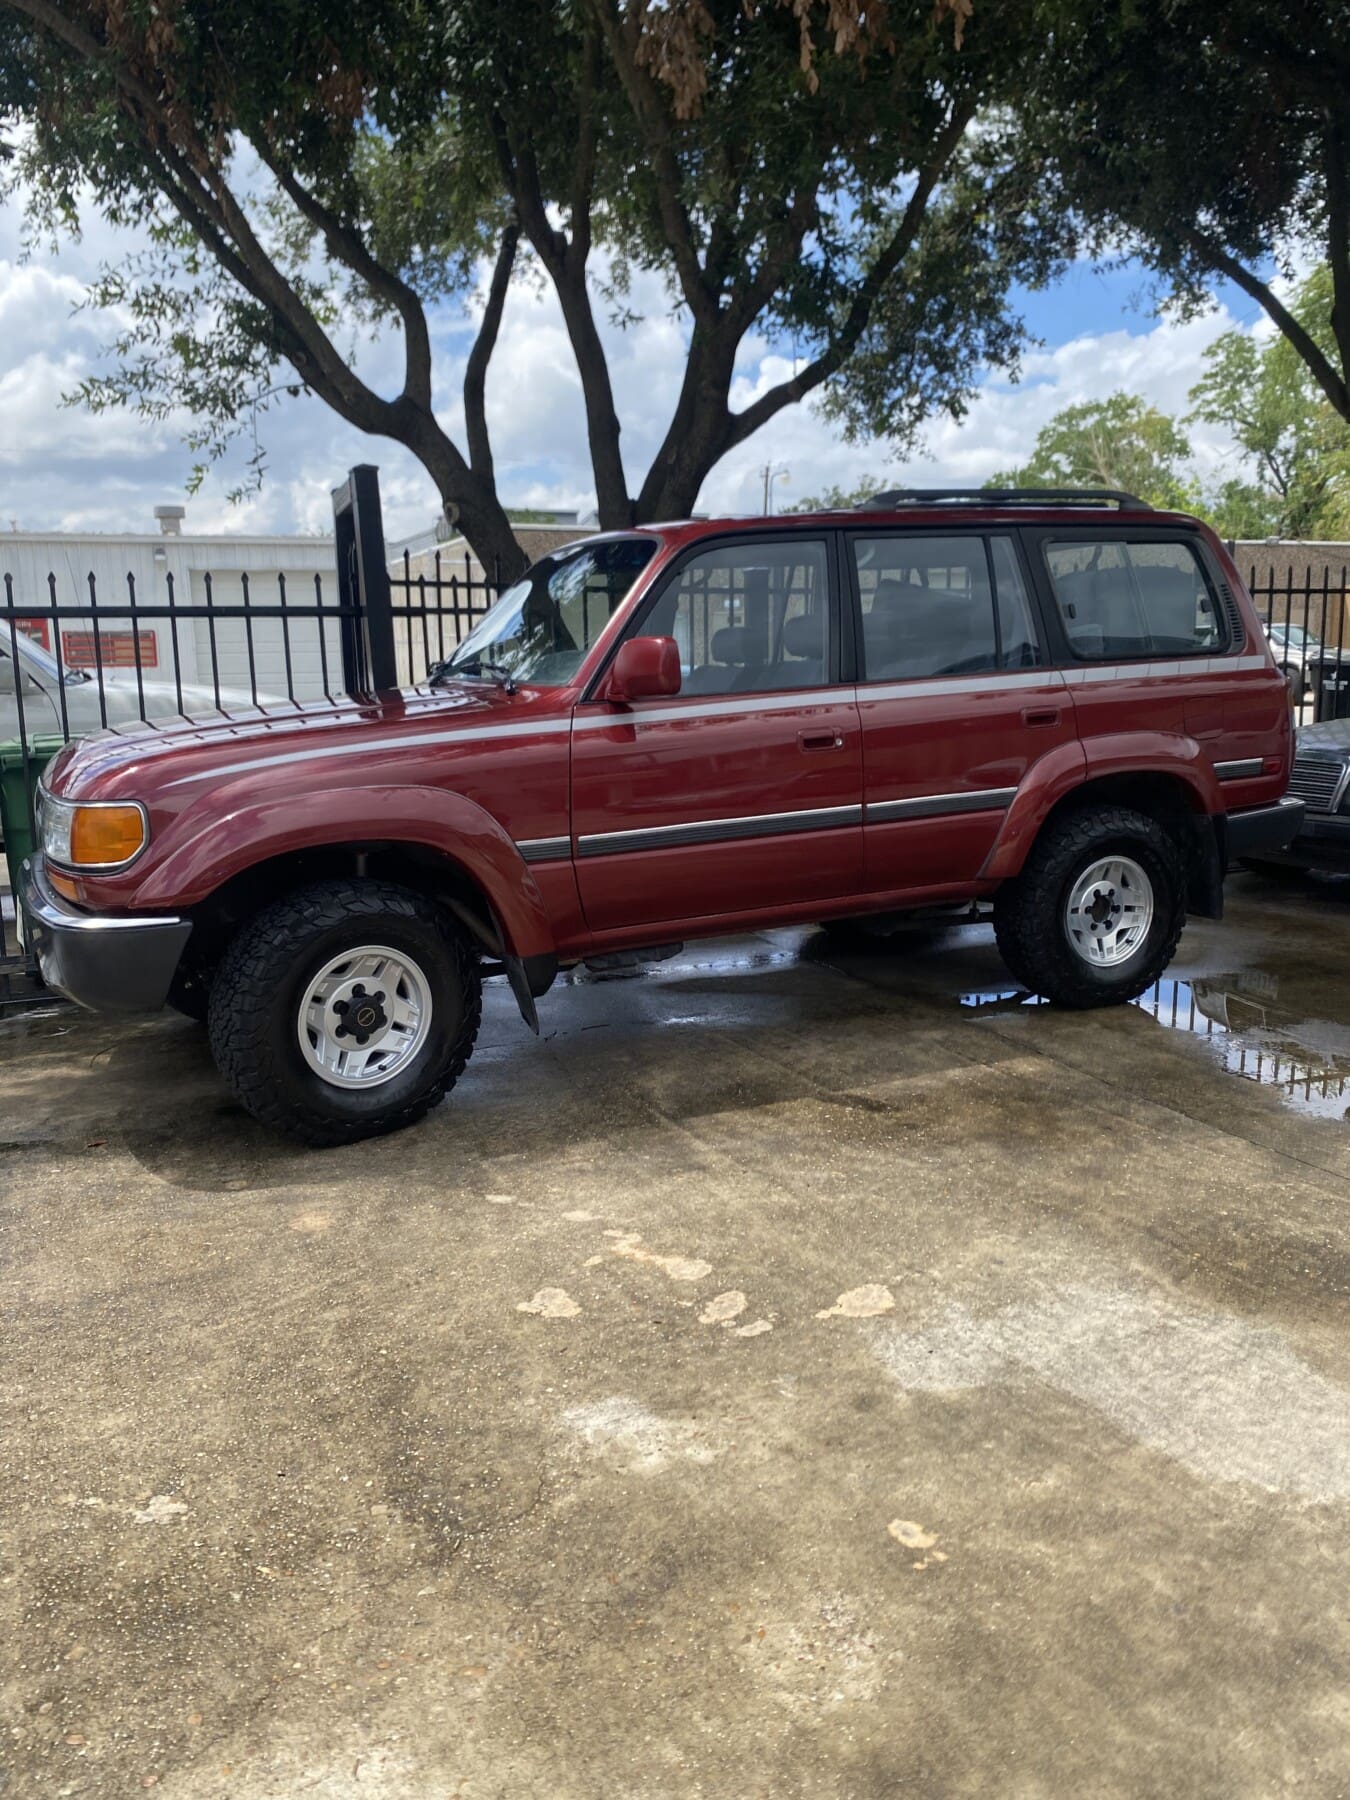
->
xmin=960 ymin=977 xmax=1350 ymax=1121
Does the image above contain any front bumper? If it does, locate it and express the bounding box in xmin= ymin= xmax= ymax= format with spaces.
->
xmin=19 ymin=857 xmax=192 ymax=1013
xmin=1254 ymin=809 xmax=1350 ymax=873
xmin=1224 ymin=797 xmax=1306 ymax=861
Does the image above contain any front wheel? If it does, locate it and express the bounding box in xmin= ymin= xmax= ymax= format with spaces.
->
xmin=207 ymin=879 xmax=482 ymax=1146
xmin=992 ymin=807 xmax=1185 ymax=1008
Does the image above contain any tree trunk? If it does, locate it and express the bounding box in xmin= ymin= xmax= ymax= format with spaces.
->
xmin=446 ymin=478 xmax=530 ymax=587
xmin=552 ymin=260 xmax=634 ymax=530
xmin=634 ymin=329 xmax=736 ymax=522
xmin=400 ymin=409 xmax=531 ymax=586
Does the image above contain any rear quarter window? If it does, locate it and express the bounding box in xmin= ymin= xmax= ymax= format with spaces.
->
xmin=1044 ymin=539 xmax=1224 ymax=660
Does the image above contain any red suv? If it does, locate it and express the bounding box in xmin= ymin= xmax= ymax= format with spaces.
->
xmin=22 ymin=489 xmax=1302 ymax=1144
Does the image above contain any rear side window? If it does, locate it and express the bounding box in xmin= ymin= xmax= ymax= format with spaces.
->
xmin=1044 ymin=540 xmax=1223 ymax=659
xmin=853 ymin=534 xmax=1040 ymax=682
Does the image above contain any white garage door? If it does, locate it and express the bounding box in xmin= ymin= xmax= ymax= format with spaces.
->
xmin=189 ymin=571 xmax=343 ymax=703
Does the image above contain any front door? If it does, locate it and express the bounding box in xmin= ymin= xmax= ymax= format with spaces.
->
xmin=571 ymin=535 xmax=864 ymax=934
xmin=846 ymin=530 xmax=1076 ymax=894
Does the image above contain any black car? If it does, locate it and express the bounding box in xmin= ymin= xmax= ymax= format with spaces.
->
xmin=1269 ymin=718 xmax=1350 ymax=871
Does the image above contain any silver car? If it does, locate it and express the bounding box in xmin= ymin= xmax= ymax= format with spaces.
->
xmin=0 ymin=628 xmax=272 ymax=742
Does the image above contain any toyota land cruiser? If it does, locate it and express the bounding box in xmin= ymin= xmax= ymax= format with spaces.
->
xmin=22 ymin=488 xmax=1303 ymax=1144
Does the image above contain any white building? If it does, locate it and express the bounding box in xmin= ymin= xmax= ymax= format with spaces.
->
xmin=1 ymin=503 xmax=600 ymax=704
xmin=0 ymin=506 xmax=338 ymax=703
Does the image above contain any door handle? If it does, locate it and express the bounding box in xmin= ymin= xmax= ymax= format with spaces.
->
xmin=798 ymin=729 xmax=845 ymax=752
xmin=1021 ymin=707 xmax=1060 ymax=727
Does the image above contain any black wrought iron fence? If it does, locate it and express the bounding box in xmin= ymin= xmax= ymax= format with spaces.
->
xmin=0 ymin=466 xmax=500 ymax=1005
xmin=0 ymin=564 xmax=366 ymax=1000
xmin=388 ymin=548 xmax=502 ymax=686
xmin=1244 ymin=561 xmax=1350 ymax=716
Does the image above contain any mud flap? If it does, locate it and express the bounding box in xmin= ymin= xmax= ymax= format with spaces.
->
xmin=505 ymin=955 xmax=540 ymax=1035
xmin=1188 ymin=816 xmax=1224 ymax=919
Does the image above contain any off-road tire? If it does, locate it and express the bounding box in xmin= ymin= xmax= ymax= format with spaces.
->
xmin=207 ymin=879 xmax=481 ymax=1146
xmin=993 ymin=806 xmax=1185 ymax=1008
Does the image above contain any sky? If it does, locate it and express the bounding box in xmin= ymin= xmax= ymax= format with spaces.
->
xmin=0 ymin=188 xmax=1278 ymax=552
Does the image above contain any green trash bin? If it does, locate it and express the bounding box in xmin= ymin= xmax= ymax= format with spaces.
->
xmin=0 ymin=735 xmax=67 ymax=899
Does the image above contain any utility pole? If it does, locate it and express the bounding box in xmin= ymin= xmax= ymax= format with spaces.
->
xmin=760 ymin=461 xmax=789 ymax=514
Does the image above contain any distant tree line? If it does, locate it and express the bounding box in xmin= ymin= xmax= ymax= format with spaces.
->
xmin=990 ymin=269 xmax=1350 ymax=540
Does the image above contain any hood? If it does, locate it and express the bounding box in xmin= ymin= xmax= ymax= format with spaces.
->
xmin=1296 ymin=716 xmax=1350 ymax=758
xmin=46 ymin=679 xmax=565 ymax=802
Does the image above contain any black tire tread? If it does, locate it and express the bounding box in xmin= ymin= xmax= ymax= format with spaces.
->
xmin=208 ymin=879 xmax=481 ymax=1146
xmin=993 ymin=806 xmax=1184 ymax=1009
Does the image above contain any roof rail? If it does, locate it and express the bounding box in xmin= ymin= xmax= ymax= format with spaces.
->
xmin=856 ymin=487 xmax=1152 ymax=511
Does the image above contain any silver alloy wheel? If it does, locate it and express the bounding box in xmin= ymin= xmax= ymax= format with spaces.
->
xmin=1064 ymin=855 xmax=1155 ymax=968
xmin=297 ymin=945 xmax=432 ymax=1089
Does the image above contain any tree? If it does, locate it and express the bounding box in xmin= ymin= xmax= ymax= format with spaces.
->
xmin=1020 ymin=0 xmax=1350 ymax=430
xmin=785 ymin=475 xmax=895 ymax=512
xmin=0 ymin=0 xmax=1059 ymax=574
xmin=1187 ymin=266 xmax=1350 ymax=538
xmin=988 ymin=393 xmax=1200 ymax=510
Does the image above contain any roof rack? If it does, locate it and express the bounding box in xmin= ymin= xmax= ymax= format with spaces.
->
xmin=856 ymin=487 xmax=1152 ymax=511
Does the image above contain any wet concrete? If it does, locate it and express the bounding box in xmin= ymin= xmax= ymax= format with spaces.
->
xmin=2 ymin=871 xmax=1349 ymax=1797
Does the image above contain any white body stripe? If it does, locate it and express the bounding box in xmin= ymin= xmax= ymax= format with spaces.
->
xmin=168 ymin=716 xmax=572 ymax=786
xmin=166 ymin=654 xmax=1276 ymax=788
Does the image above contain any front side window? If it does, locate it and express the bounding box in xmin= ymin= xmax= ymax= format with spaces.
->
xmin=442 ymin=536 xmax=657 ymax=686
xmin=640 ymin=540 xmax=831 ymax=695
xmin=854 ymin=534 xmax=1040 ymax=682
xmin=1044 ymin=539 xmax=1223 ymax=659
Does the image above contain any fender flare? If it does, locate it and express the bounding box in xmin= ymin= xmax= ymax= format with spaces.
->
xmin=981 ymin=735 xmax=1223 ymax=883
xmin=137 ymin=783 xmax=557 ymax=964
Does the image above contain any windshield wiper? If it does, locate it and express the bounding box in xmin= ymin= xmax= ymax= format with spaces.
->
xmin=428 ymin=654 xmax=517 ymax=694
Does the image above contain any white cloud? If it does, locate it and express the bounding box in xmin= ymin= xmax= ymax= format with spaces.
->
xmin=0 ymin=189 xmax=1260 ymax=544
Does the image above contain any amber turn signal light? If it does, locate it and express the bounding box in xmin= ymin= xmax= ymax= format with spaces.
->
xmin=69 ymin=804 xmax=147 ymax=868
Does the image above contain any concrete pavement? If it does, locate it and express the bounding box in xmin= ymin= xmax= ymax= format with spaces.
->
xmin=3 ymin=872 xmax=1349 ymax=1797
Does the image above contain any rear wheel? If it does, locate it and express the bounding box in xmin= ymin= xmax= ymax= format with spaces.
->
xmin=207 ymin=879 xmax=481 ymax=1146
xmin=993 ymin=807 xmax=1185 ymax=1008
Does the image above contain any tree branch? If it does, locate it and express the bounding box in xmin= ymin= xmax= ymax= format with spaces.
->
xmin=493 ymin=107 xmax=630 ymax=523
xmin=722 ymin=98 xmax=976 ymax=452
xmin=252 ymin=148 xmax=436 ymax=410
xmin=1322 ymin=112 xmax=1350 ymax=397
xmin=581 ymin=0 xmax=720 ymax=327
xmin=726 ymin=185 xmax=822 ymax=338
xmin=1182 ymin=225 xmax=1350 ymax=421
xmin=463 ymin=221 xmax=519 ymax=481
xmin=571 ymin=23 xmax=600 ymax=263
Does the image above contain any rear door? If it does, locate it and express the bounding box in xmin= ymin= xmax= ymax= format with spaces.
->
xmin=570 ymin=534 xmax=864 ymax=933
xmin=846 ymin=531 xmax=1076 ymax=892
xmin=1028 ymin=530 xmax=1282 ymax=803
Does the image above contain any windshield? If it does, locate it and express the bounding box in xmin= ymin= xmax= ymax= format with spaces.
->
xmin=440 ymin=537 xmax=657 ymax=687
xmin=0 ymin=630 xmax=63 ymax=684
xmin=1274 ymin=624 xmax=1316 ymax=646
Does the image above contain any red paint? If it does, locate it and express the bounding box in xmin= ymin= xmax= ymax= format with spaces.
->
xmin=44 ymin=505 xmax=1292 ymax=967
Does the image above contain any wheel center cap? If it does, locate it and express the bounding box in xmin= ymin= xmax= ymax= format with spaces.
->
xmin=1088 ymin=888 xmax=1116 ymax=926
xmin=331 ymin=982 xmax=389 ymax=1045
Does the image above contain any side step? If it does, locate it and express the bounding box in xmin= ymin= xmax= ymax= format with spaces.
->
xmin=583 ymin=942 xmax=684 ymax=974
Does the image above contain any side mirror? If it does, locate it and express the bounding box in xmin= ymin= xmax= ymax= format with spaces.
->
xmin=602 ymin=635 xmax=682 ymax=703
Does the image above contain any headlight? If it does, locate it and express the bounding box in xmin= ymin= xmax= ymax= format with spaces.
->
xmin=40 ymin=789 xmax=148 ymax=870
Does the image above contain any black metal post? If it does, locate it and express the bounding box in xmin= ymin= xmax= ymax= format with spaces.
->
xmin=332 ymin=464 xmax=397 ymax=693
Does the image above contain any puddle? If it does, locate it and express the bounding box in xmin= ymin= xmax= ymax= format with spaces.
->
xmin=961 ymin=977 xmax=1350 ymax=1121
